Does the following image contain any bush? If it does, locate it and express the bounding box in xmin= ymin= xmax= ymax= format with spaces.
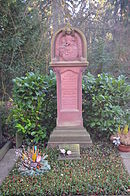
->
xmin=11 ymin=71 xmax=129 ymax=143
xmin=0 ymin=102 xmax=11 ymax=135
xmin=0 ymin=101 xmax=14 ymax=146
xmin=11 ymin=71 xmax=56 ymax=144
xmin=83 ymin=73 xmax=130 ymax=139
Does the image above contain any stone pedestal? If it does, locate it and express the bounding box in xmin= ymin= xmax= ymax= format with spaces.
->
xmin=48 ymin=126 xmax=92 ymax=147
xmin=48 ymin=27 xmax=92 ymax=147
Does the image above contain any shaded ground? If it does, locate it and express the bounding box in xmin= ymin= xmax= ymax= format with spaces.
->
xmin=0 ymin=143 xmax=129 ymax=195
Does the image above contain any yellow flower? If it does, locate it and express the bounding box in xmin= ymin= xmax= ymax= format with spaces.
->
xmin=123 ymin=125 xmax=128 ymax=135
xmin=28 ymin=7 xmax=32 ymax=11
xmin=118 ymin=125 xmax=121 ymax=134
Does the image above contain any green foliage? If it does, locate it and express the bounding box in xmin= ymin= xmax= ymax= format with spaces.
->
xmin=0 ymin=102 xmax=12 ymax=137
xmin=0 ymin=144 xmax=129 ymax=195
xmin=11 ymin=71 xmax=129 ymax=142
xmin=0 ymin=0 xmax=50 ymax=99
xmin=12 ymin=71 xmax=56 ymax=144
xmin=0 ymin=104 xmax=7 ymax=135
xmin=83 ymin=72 xmax=130 ymax=139
xmin=88 ymin=38 xmax=108 ymax=75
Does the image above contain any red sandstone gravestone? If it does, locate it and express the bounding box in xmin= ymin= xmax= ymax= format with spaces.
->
xmin=48 ymin=27 xmax=92 ymax=147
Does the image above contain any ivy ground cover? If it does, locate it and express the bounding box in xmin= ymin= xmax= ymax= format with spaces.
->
xmin=0 ymin=143 xmax=129 ymax=195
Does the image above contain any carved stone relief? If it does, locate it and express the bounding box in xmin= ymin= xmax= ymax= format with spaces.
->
xmin=54 ymin=30 xmax=83 ymax=61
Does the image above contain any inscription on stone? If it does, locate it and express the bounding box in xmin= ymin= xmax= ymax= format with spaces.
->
xmin=58 ymin=144 xmax=81 ymax=160
xmin=61 ymin=71 xmax=78 ymax=110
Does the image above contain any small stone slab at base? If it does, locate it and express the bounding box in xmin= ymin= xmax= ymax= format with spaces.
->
xmin=58 ymin=144 xmax=81 ymax=160
xmin=0 ymin=141 xmax=12 ymax=161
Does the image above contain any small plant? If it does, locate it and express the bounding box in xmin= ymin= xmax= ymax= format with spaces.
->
xmin=119 ymin=125 xmax=130 ymax=146
xmin=123 ymin=125 xmax=129 ymax=135
xmin=112 ymin=125 xmax=130 ymax=153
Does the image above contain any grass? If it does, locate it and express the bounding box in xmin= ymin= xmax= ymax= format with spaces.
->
xmin=0 ymin=142 xmax=129 ymax=195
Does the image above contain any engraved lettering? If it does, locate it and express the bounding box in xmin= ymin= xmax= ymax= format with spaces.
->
xmin=61 ymin=71 xmax=78 ymax=110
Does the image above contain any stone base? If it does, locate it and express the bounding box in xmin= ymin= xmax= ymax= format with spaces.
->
xmin=48 ymin=126 xmax=92 ymax=148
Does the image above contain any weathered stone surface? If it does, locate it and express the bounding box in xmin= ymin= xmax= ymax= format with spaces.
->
xmin=0 ymin=149 xmax=18 ymax=186
xmin=0 ymin=141 xmax=12 ymax=161
xmin=53 ymin=66 xmax=85 ymax=127
xmin=48 ymin=126 xmax=92 ymax=147
xmin=48 ymin=27 xmax=92 ymax=147
xmin=58 ymin=144 xmax=81 ymax=160
xmin=52 ymin=28 xmax=86 ymax=62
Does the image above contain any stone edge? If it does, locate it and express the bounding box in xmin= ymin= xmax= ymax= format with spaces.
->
xmin=0 ymin=141 xmax=12 ymax=161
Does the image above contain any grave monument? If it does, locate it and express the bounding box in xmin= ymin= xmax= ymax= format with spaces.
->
xmin=48 ymin=27 xmax=92 ymax=148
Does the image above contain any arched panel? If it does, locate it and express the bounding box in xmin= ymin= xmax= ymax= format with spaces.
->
xmin=51 ymin=27 xmax=87 ymax=63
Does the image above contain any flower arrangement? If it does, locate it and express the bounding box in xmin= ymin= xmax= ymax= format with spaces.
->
xmin=111 ymin=125 xmax=130 ymax=152
xmin=15 ymin=145 xmax=51 ymax=175
xmin=118 ymin=125 xmax=130 ymax=146
xmin=59 ymin=148 xmax=72 ymax=156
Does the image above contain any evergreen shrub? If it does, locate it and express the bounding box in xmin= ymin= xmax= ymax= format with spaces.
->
xmin=83 ymin=72 xmax=129 ymax=139
xmin=12 ymin=71 xmax=56 ymax=144
xmin=11 ymin=72 xmax=129 ymax=143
